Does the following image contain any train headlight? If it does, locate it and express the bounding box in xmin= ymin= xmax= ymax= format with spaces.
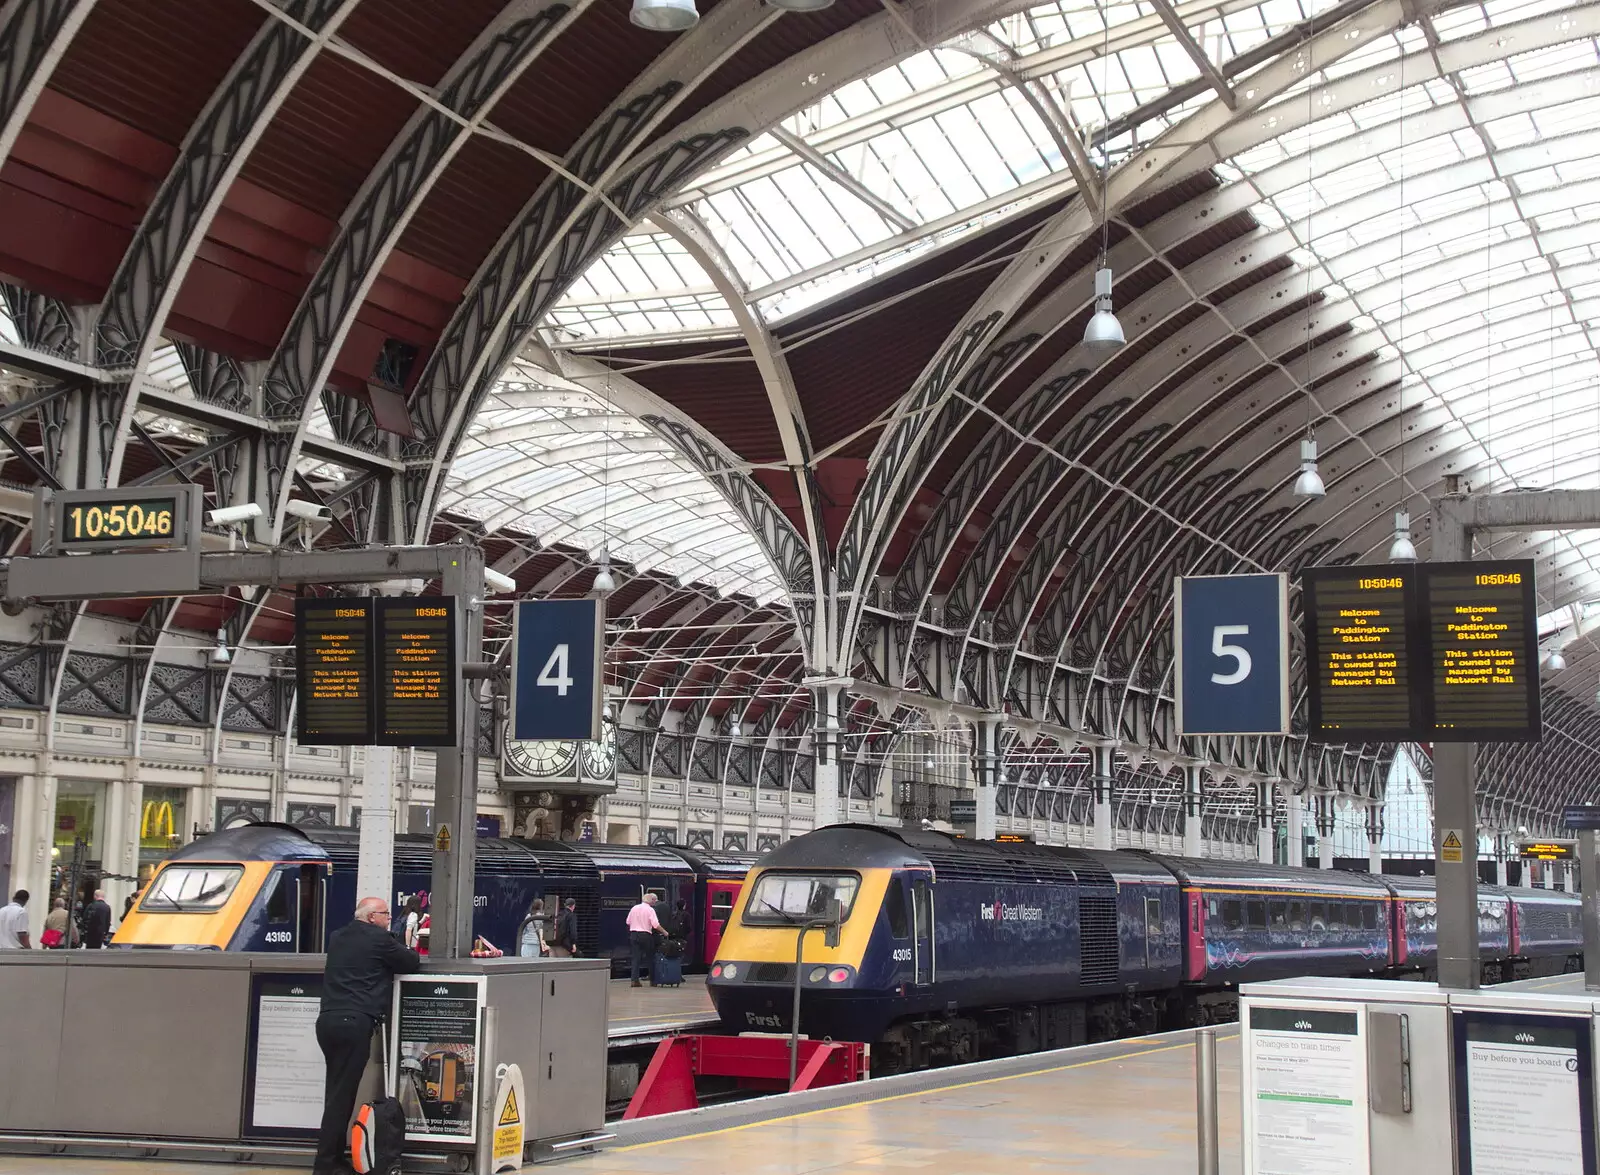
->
xmin=808 ymin=966 xmax=828 ymax=982
xmin=722 ymin=963 xmax=739 ymax=980
xmin=827 ymin=968 xmax=850 ymax=983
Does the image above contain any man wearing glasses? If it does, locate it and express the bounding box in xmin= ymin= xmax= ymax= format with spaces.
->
xmin=315 ymin=896 xmax=420 ymax=1175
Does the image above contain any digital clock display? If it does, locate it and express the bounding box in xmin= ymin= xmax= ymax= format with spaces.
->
xmin=52 ymin=489 xmax=191 ymax=552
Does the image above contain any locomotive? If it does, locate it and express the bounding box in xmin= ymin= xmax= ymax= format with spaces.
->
xmin=113 ymin=822 xmax=754 ymax=973
xmin=708 ymin=825 xmax=1583 ymax=1072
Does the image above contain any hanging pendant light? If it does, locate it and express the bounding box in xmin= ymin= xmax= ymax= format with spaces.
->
xmin=1293 ymin=436 xmax=1326 ymax=498
xmin=630 ymin=0 xmax=698 ymax=31
xmin=592 ymin=552 xmax=615 ymax=594
xmin=768 ymin=0 xmax=833 ymax=11
xmin=1388 ymin=510 xmax=1417 ymax=563
xmin=1545 ymin=649 xmax=1567 ymax=673
xmin=1082 ymin=267 xmax=1125 ymax=356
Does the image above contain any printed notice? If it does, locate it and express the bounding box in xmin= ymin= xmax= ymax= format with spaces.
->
xmin=1248 ymin=1005 xmax=1369 ymax=1175
xmin=1461 ymin=1014 xmax=1591 ymax=1175
xmin=248 ymin=975 xmax=326 ymax=1134
xmin=394 ymin=975 xmax=483 ymax=1144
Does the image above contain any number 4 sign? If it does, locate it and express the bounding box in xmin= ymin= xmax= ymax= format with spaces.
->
xmin=1173 ymin=574 xmax=1290 ymax=736
xmin=510 ymin=599 xmax=604 ymax=741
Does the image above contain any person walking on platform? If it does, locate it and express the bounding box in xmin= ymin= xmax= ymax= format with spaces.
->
xmin=551 ymin=897 xmax=578 ymax=957
xmin=42 ymin=897 xmax=73 ymax=948
xmin=625 ymin=893 xmax=665 ymax=987
xmin=315 ymin=896 xmax=419 ymax=1175
xmin=83 ymin=889 xmax=112 ymax=949
xmin=0 ymin=890 xmax=29 ymax=949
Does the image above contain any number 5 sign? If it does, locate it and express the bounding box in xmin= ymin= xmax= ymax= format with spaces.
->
xmin=510 ymin=599 xmax=605 ymax=741
xmin=1173 ymin=574 xmax=1290 ymax=736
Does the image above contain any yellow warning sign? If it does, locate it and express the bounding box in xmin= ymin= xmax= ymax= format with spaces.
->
xmin=434 ymin=824 xmax=451 ymax=853
xmin=1440 ymin=830 xmax=1463 ymax=863
xmin=491 ymin=1063 xmax=525 ymax=1173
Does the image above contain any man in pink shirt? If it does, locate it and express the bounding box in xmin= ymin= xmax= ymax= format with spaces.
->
xmin=626 ymin=893 xmax=666 ymax=987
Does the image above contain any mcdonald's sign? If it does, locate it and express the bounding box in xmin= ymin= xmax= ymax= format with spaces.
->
xmin=141 ymin=800 xmax=176 ymax=842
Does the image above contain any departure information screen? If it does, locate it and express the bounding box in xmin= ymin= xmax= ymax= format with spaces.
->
xmin=375 ymin=598 xmax=457 ymax=748
xmin=1421 ymin=561 xmax=1540 ymax=741
xmin=1302 ymin=567 xmax=1417 ymax=740
xmin=295 ymin=598 xmax=375 ymax=745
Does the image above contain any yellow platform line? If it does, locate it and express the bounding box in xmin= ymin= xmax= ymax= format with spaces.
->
xmin=615 ymin=1030 xmax=1242 ymax=1151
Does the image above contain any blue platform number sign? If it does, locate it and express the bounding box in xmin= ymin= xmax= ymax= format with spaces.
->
xmin=1173 ymin=574 xmax=1289 ymax=736
xmin=510 ymin=599 xmax=604 ymax=742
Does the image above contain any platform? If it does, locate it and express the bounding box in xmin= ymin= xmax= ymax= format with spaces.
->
xmin=606 ymin=975 xmax=719 ymax=1045
xmin=1498 ymin=971 xmax=1593 ymax=994
xmin=0 ymin=1026 xmax=1241 ymax=1175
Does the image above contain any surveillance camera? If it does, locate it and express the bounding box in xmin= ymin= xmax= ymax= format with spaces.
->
xmin=483 ymin=567 xmax=518 ymax=595
xmin=283 ymin=499 xmax=329 ymax=521
xmin=208 ymin=502 xmax=263 ymax=526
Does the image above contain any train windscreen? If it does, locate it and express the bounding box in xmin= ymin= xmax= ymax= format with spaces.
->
xmin=743 ymin=872 xmax=859 ymax=925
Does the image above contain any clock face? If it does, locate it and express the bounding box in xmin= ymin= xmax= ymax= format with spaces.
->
xmin=581 ymin=722 xmax=616 ymax=780
xmin=503 ymin=738 xmax=577 ymax=779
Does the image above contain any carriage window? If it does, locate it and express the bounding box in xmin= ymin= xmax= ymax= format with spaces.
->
xmin=1247 ymin=901 xmax=1268 ymax=930
xmin=1269 ymin=902 xmax=1287 ymax=928
xmin=885 ymin=879 xmax=910 ymax=939
xmin=263 ymin=871 xmax=291 ymax=924
xmin=1363 ymin=904 xmax=1378 ymax=930
xmin=1310 ymin=902 xmax=1326 ymax=929
xmin=1208 ymin=898 xmax=1220 ymax=917
xmin=140 ymin=865 xmax=244 ymax=912
xmin=1222 ymin=900 xmax=1243 ymax=931
xmin=1325 ymin=904 xmax=1342 ymax=930
xmin=710 ymin=891 xmax=735 ymax=929
xmin=1289 ymin=902 xmax=1307 ymax=931
xmin=742 ymin=872 xmax=860 ymax=925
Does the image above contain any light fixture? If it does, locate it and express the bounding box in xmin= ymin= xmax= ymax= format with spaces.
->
xmin=592 ymin=555 xmax=615 ymax=594
xmin=1545 ymin=649 xmax=1566 ymax=673
xmin=1293 ymin=436 xmax=1326 ymax=498
xmin=767 ymin=0 xmax=833 ymax=11
xmin=212 ymin=627 xmax=231 ymax=664
xmin=924 ymin=756 xmax=935 ymax=769
xmin=1082 ymin=267 xmax=1125 ymax=356
xmin=630 ymin=0 xmax=698 ymax=31
xmin=1387 ymin=510 xmax=1417 ymax=563
xmin=730 ymin=721 xmax=742 ymax=738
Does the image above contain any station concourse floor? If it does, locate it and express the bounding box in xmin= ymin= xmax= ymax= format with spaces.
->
xmin=0 ymin=1025 xmax=1242 ymax=1175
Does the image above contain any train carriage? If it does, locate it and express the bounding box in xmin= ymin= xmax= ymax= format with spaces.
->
xmin=1508 ymin=888 xmax=1584 ymax=979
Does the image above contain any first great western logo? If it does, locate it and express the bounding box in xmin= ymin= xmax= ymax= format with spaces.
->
xmin=980 ymin=900 xmax=1044 ymax=922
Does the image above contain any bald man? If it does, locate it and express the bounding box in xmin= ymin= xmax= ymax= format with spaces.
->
xmin=315 ymin=897 xmax=420 ymax=1175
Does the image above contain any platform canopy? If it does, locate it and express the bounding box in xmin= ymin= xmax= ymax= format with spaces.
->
xmin=0 ymin=0 xmax=1598 ymax=831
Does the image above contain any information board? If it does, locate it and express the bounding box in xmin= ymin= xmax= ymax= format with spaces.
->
xmin=1420 ymin=562 xmax=1541 ymax=741
xmin=1301 ymin=567 xmax=1417 ymax=740
xmin=295 ymin=597 xmax=376 ymax=745
xmin=1173 ymin=573 xmax=1290 ymax=735
xmin=392 ymin=974 xmax=485 ymax=1145
xmin=1520 ymin=840 xmax=1576 ymax=861
xmin=510 ymin=598 xmax=604 ymax=742
xmin=243 ymin=972 xmax=325 ymax=1139
xmin=1243 ymin=1002 xmax=1370 ymax=1175
xmin=376 ymin=597 xmax=458 ymax=748
xmin=1452 ymin=1010 xmax=1596 ymax=1175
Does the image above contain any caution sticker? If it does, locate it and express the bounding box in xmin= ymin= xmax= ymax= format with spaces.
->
xmin=1440 ymin=829 xmax=1464 ymax=863
xmin=491 ymin=1063 xmax=525 ymax=1173
xmin=434 ymin=823 xmax=452 ymax=853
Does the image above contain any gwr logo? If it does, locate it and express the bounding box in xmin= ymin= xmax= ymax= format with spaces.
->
xmin=980 ymin=901 xmax=1043 ymax=922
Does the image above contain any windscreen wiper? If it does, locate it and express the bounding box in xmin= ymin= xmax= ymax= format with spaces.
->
xmin=758 ymin=898 xmax=798 ymax=924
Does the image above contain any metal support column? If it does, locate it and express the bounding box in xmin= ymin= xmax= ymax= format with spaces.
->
xmin=1182 ymin=763 xmax=1203 ymax=858
xmin=1286 ymin=789 xmax=1304 ymax=868
xmin=1367 ymin=802 xmax=1384 ymax=874
xmin=429 ymin=544 xmax=484 ymax=960
xmin=809 ymin=681 xmax=846 ymax=829
xmin=1092 ymin=744 xmax=1115 ymax=850
xmin=357 ymin=744 xmax=396 ymax=907
xmin=1583 ymin=830 xmax=1599 ymax=992
xmin=972 ymin=715 xmax=1003 ymax=842
xmin=1316 ymin=795 xmax=1335 ymax=869
xmin=1258 ymin=782 xmax=1275 ymax=864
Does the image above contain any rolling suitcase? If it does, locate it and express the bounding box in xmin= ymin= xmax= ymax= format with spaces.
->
xmin=352 ymin=1024 xmax=406 ymax=1175
xmin=652 ymin=950 xmax=684 ymax=987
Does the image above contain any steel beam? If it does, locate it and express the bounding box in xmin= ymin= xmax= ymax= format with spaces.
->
xmin=0 ymin=0 xmax=97 ymax=173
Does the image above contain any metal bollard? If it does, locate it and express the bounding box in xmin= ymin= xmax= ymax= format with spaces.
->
xmin=1196 ymin=1026 xmax=1220 ymax=1175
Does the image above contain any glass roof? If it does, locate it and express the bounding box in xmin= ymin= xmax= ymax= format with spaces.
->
xmin=442 ymin=361 xmax=787 ymax=603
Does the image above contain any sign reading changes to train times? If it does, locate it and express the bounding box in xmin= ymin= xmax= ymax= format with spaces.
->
xmin=295 ymin=597 xmax=375 ymax=745
xmin=375 ymin=597 xmax=458 ymax=748
xmin=1301 ymin=567 xmax=1416 ymax=740
xmin=1420 ymin=561 xmax=1541 ymax=741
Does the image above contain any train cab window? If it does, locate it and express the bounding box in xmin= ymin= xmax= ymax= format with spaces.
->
xmin=885 ymin=880 xmax=910 ymax=939
xmin=1247 ymin=901 xmax=1267 ymax=930
xmin=140 ymin=865 xmax=244 ymax=912
xmin=743 ymin=872 xmax=860 ymax=925
xmin=263 ymin=872 xmax=291 ymax=924
xmin=1222 ymin=900 xmax=1243 ymax=931
xmin=1288 ymin=902 xmax=1307 ymax=931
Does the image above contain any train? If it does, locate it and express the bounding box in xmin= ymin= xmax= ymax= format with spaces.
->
xmin=708 ymin=825 xmax=1584 ymax=1072
xmin=112 ymin=822 xmax=755 ymax=973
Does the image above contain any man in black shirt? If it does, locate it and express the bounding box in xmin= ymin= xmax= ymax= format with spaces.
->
xmin=316 ymin=896 xmax=420 ymax=1175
